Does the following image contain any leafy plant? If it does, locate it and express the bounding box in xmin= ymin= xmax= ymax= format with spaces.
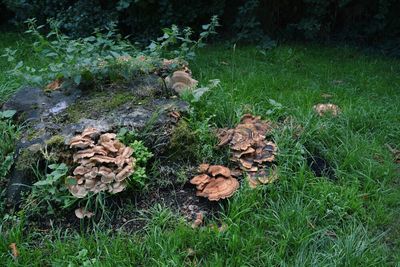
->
xmin=25 ymin=163 xmax=77 ymax=215
xmin=146 ymin=15 xmax=220 ymax=61
xmin=3 ymin=16 xmax=219 ymax=87
xmin=0 ymin=111 xmax=19 ymax=180
xmin=3 ymin=18 xmax=143 ymax=87
xmin=117 ymin=128 xmax=153 ymax=188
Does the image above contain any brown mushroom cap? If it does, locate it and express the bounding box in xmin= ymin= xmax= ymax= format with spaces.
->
xmin=110 ymin=182 xmax=126 ymax=194
xmin=216 ymin=128 xmax=234 ymax=147
xmin=191 ymin=164 xmax=240 ymax=201
xmin=90 ymin=155 xmax=117 ymax=164
xmin=190 ymin=174 xmax=211 ymax=190
xmin=115 ymin=164 xmax=133 ymax=182
xmin=75 ymin=208 xmax=94 ymax=219
xmin=165 ymin=71 xmax=198 ymax=94
xmin=73 ymin=165 xmax=90 ymax=176
xmin=81 ymin=127 xmax=100 ymax=139
xmin=196 ymin=176 xmax=239 ymax=201
xmin=247 ymin=166 xmax=278 ymax=188
xmin=208 ymin=165 xmax=231 ymax=177
xmin=254 ymin=142 xmax=276 ymax=164
xmin=69 ymin=184 xmax=88 ymax=198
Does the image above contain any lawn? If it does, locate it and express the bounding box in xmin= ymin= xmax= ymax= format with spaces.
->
xmin=1 ymin=30 xmax=400 ymax=266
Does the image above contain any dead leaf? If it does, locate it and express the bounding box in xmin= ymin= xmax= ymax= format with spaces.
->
xmin=191 ymin=212 xmax=203 ymax=228
xmin=9 ymin=243 xmax=19 ymax=258
xmin=386 ymin=144 xmax=400 ymax=163
xmin=321 ymin=93 xmax=333 ymax=99
xmin=45 ymin=78 xmax=63 ymax=91
xmin=218 ymin=223 xmax=228 ymax=232
xmin=187 ymin=248 xmax=196 ymax=257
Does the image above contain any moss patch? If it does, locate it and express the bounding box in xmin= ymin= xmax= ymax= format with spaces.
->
xmin=45 ymin=135 xmax=65 ymax=147
xmin=169 ymin=120 xmax=199 ymax=162
xmin=66 ymin=91 xmax=136 ymax=123
xmin=15 ymin=144 xmax=42 ymax=171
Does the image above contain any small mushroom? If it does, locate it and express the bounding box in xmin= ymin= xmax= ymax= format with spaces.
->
xmin=84 ymin=179 xmax=96 ymax=189
xmin=69 ymin=136 xmax=94 ymax=149
xmin=190 ymin=174 xmax=211 ymax=190
xmin=198 ymin=163 xmax=210 ymax=174
xmin=191 ymin=212 xmax=204 ymax=228
xmin=81 ymin=127 xmax=100 ymax=139
xmin=216 ymin=128 xmax=234 ymax=147
xmin=69 ymin=184 xmax=88 ymax=198
xmin=74 ymin=208 xmax=94 ymax=219
xmin=165 ymin=71 xmax=198 ymax=94
xmin=83 ymin=167 xmax=98 ymax=179
xmin=45 ymin=78 xmax=63 ymax=91
xmin=73 ymin=165 xmax=91 ymax=176
xmin=90 ymin=155 xmax=117 ymax=164
xmin=115 ymin=164 xmax=133 ymax=182
xmin=73 ymin=149 xmax=97 ymax=162
xmin=313 ymin=103 xmax=340 ymax=116
xmin=121 ymin=146 xmax=134 ymax=158
xmin=110 ymin=182 xmax=126 ymax=194
xmin=247 ymin=166 xmax=278 ymax=188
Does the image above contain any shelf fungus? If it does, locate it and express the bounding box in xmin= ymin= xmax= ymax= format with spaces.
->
xmin=68 ymin=127 xmax=136 ymax=198
xmin=247 ymin=165 xmax=278 ymax=188
xmin=313 ymin=103 xmax=340 ymax=117
xmin=190 ymin=164 xmax=239 ymax=201
xmin=165 ymin=70 xmax=198 ymax=94
xmin=217 ymin=114 xmax=278 ymax=188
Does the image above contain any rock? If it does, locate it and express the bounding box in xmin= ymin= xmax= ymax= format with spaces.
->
xmin=2 ymin=86 xmax=81 ymax=122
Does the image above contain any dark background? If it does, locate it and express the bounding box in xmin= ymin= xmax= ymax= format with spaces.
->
xmin=1 ymin=0 xmax=399 ymax=54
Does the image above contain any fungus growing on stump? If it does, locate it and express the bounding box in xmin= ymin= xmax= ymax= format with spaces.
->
xmin=216 ymin=114 xmax=278 ymax=188
xmin=190 ymin=164 xmax=239 ymax=201
xmin=165 ymin=71 xmax=198 ymax=94
xmin=68 ymin=127 xmax=136 ymax=198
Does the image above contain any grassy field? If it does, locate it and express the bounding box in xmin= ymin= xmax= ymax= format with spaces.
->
xmin=1 ymin=30 xmax=400 ymax=266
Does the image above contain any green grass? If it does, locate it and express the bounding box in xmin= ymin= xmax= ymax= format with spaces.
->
xmin=1 ymin=32 xmax=400 ymax=266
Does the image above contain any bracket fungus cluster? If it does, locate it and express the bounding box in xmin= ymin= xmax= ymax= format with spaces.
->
xmin=165 ymin=71 xmax=198 ymax=94
xmin=68 ymin=127 xmax=135 ymax=198
xmin=313 ymin=103 xmax=340 ymax=117
xmin=190 ymin=164 xmax=239 ymax=201
xmin=217 ymin=114 xmax=278 ymax=188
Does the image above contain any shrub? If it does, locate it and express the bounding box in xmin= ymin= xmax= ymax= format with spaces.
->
xmin=2 ymin=16 xmax=218 ymax=87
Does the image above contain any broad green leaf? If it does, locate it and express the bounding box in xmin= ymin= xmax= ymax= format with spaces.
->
xmin=0 ymin=110 xmax=17 ymax=119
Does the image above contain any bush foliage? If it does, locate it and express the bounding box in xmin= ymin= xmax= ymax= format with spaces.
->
xmin=2 ymin=0 xmax=399 ymax=48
